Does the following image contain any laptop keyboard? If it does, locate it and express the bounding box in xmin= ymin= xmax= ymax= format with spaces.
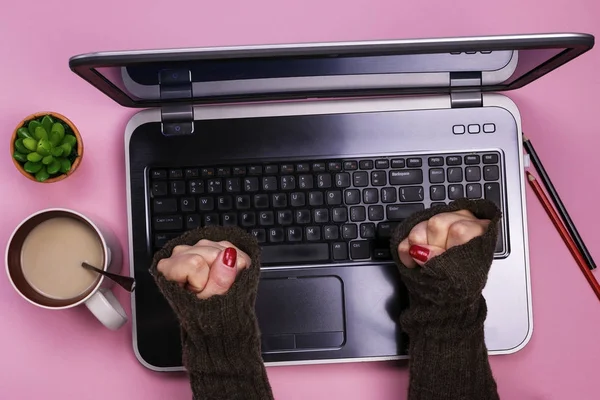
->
xmin=149 ymin=151 xmax=504 ymax=265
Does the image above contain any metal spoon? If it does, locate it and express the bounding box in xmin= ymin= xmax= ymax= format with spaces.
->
xmin=81 ymin=262 xmax=136 ymax=292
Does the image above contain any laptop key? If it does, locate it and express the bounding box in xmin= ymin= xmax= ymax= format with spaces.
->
xmin=306 ymin=226 xmax=322 ymax=241
xmin=353 ymin=172 xmax=369 ymax=187
xmin=241 ymin=212 xmax=256 ymax=227
xmin=248 ymin=166 xmax=262 ymax=175
xmin=281 ymin=176 xmax=296 ymax=190
xmin=181 ymin=197 xmax=196 ymax=212
xmin=199 ymin=197 xmax=214 ymax=211
xmin=484 ymin=166 xmax=500 ymax=181
xmin=483 ymin=154 xmax=499 ymax=164
xmin=374 ymin=248 xmax=392 ymax=260
xmin=201 ymin=168 xmax=215 ymax=177
xmin=309 ymin=192 xmax=324 ymax=206
xmin=323 ymin=225 xmax=339 ymax=240
xmin=399 ymin=186 xmax=424 ymax=202
xmin=277 ymin=210 xmax=293 ymax=225
xmin=298 ymin=175 xmax=314 ymax=189
xmin=465 ymin=166 xmax=481 ymax=182
xmin=359 ymin=160 xmax=374 ymax=170
xmin=467 ymin=183 xmax=482 ymax=199
xmin=260 ymin=211 xmax=275 ymax=226
xmin=376 ymin=222 xmax=398 ymax=238
xmin=350 ymin=206 xmax=366 ymax=222
xmin=153 ymin=198 xmax=177 ymax=213
xmin=332 ymin=242 xmax=349 ymax=260
xmin=368 ymin=205 xmax=384 ymax=221
xmin=263 ymin=177 xmax=277 ymax=191
xmin=170 ymin=181 xmax=185 ymax=195
xmin=216 ymin=167 xmax=230 ymax=177
xmin=207 ymin=179 xmax=222 ymax=193
xmin=269 ymin=228 xmax=284 ymax=242
xmin=287 ymin=227 xmax=303 ymax=242
xmin=313 ymin=208 xmax=329 ymax=223
xmin=332 ymin=208 xmax=348 ymax=223
xmin=484 ymin=182 xmax=501 ymax=208
xmin=235 ymin=195 xmax=251 ymax=210
xmin=345 ymin=189 xmax=360 ymax=205
xmin=272 ymin=193 xmax=288 ymax=208
xmin=335 ymin=173 xmax=351 ymax=188
xmin=312 ymin=162 xmax=326 ymax=172
xmin=169 ymin=169 xmax=183 ymax=179
xmin=381 ymin=187 xmax=397 ymax=203
xmin=407 ymin=158 xmax=422 ymax=168
xmin=154 ymin=215 xmax=183 ymax=231
xmin=253 ymin=194 xmax=269 ymax=209
xmin=233 ymin=166 xmax=246 ymax=176
xmin=391 ymin=159 xmax=405 ymax=168
xmin=375 ymin=159 xmax=389 ymax=169
xmin=244 ymin=177 xmax=259 ymax=192
xmin=261 ymin=243 xmax=330 ymax=264
xmin=446 ymin=156 xmax=462 ymax=166
xmin=189 ymin=180 xmax=204 ymax=194
xmin=430 ymin=185 xmax=446 ymax=201
xmin=465 ymin=155 xmax=480 ymax=165
xmin=226 ymin=178 xmax=241 ymax=192
xmin=350 ymin=241 xmax=371 ymax=260
xmin=371 ymin=171 xmax=387 ymax=186
xmin=389 ymin=169 xmax=423 ymax=185
xmin=295 ymin=209 xmax=311 ymax=224
xmin=251 ymin=229 xmax=266 ymax=243
xmin=291 ymin=192 xmax=306 ymax=207
xmin=154 ymin=232 xmax=181 ymax=249
xmin=448 ymin=185 xmax=464 ymax=200
xmin=363 ymin=189 xmax=378 ymax=204
xmin=386 ymin=204 xmax=425 ymax=221
xmin=152 ymin=170 xmax=167 ymax=179
xmin=186 ymin=215 xmax=201 ymax=229
xmin=203 ymin=213 xmax=219 ymax=226
xmin=447 ymin=167 xmax=463 ymax=183
xmin=344 ymin=161 xmax=358 ymax=170
xmin=342 ymin=224 xmax=358 ymax=240
xmin=360 ymin=223 xmax=376 ymax=239
xmin=154 ymin=232 xmax=180 ymax=248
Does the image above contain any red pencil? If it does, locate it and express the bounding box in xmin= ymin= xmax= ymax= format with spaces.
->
xmin=527 ymin=171 xmax=600 ymax=301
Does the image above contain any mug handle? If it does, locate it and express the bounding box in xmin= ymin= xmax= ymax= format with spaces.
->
xmin=84 ymin=288 xmax=128 ymax=330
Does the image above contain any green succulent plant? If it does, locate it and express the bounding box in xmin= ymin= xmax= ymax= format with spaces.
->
xmin=13 ymin=115 xmax=78 ymax=182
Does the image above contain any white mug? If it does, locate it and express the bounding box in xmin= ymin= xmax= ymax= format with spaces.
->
xmin=5 ymin=208 xmax=127 ymax=330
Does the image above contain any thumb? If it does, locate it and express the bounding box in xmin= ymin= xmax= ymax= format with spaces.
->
xmin=408 ymin=244 xmax=446 ymax=267
xmin=197 ymin=247 xmax=239 ymax=299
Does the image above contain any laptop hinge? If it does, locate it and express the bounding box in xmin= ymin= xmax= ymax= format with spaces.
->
xmin=159 ymin=69 xmax=195 ymax=136
xmin=450 ymin=72 xmax=483 ymax=109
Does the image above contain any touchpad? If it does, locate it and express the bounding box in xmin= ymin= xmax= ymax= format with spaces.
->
xmin=256 ymin=276 xmax=345 ymax=353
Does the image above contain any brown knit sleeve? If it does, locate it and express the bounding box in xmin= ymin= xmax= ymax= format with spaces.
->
xmin=390 ymin=198 xmax=501 ymax=400
xmin=149 ymin=226 xmax=274 ymax=400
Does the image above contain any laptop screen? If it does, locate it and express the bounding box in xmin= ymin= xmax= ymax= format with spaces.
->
xmin=69 ymin=33 xmax=593 ymax=107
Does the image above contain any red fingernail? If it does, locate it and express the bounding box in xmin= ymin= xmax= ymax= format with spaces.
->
xmin=222 ymin=248 xmax=237 ymax=268
xmin=409 ymin=245 xmax=430 ymax=262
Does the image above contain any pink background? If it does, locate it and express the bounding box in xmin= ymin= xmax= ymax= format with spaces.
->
xmin=1 ymin=0 xmax=600 ymax=399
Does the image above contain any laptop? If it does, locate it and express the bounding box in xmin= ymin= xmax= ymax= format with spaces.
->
xmin=69 ymin=33 xmax=594 ymax=371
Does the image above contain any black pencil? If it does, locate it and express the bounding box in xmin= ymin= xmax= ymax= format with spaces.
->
xmin=523 ymin=135 xmax=596 ymax=270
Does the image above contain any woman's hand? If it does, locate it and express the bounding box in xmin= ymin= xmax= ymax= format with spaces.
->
xmin=397 ymin=209 xmax=491 ymax=268
xmin=157 ymin=239 xmax=252 ymax=299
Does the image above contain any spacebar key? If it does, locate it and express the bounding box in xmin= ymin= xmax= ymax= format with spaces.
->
xmin=261 ymin=244 xmax=330 ymax=264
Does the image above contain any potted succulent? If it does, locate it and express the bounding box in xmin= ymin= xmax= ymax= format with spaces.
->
xmin=10 ymin=112 xmax=83 ymax=183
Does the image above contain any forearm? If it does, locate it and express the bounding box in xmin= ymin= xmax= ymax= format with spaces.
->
xmin=403 ymin=297 xmax=498 ymax=400
xmin=183 ymin=326 xmax=273 ymax=400
xmin=390 ymin=199 xmax=503 ymax=400
xmin=150 ymin=227 xmax=274 ymax=400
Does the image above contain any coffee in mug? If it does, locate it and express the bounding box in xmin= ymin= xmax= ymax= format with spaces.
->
xmin=6 ymin=208 xmax=127 ymax=330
